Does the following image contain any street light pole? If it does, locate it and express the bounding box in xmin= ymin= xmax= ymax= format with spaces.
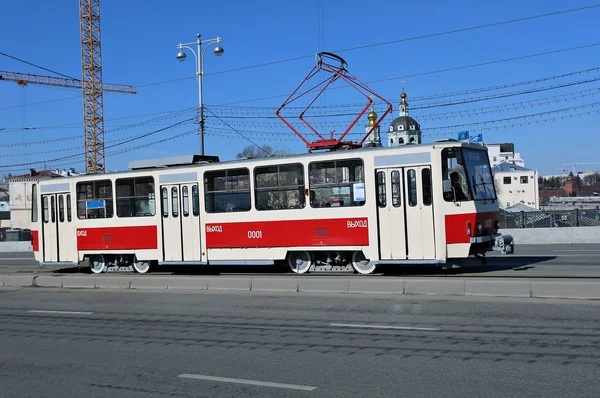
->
xmin=176 ymin=34 xmax=224 ymax=156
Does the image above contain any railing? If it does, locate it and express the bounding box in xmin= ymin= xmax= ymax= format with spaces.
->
xmin=500 ymin=209 xmax=600 ymax=229
xmin=0 ymin=229 xmax=31 ymax=242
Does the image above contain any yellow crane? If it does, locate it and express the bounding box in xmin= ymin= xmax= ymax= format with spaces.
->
xmin=0 ymin=0 xmax=136 ymax=173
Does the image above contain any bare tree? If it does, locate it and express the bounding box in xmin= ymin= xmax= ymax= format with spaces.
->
xmin=236 ymin=145 xmax=289 ymax=159
xmin=0 ymin=183 xmax=8 ymax=202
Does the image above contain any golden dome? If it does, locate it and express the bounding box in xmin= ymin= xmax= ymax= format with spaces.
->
xmin=368 ymin=107 xmax=378 ymax=122
xmin=401 ymin=91 xmax=407 ymax=99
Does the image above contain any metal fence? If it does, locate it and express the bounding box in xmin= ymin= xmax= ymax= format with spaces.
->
xmin=500 ymin=209 xmax=600 ymax=229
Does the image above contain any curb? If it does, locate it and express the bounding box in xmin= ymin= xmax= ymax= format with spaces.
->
xmin=1 ymin=274 xmax=598 ymax=300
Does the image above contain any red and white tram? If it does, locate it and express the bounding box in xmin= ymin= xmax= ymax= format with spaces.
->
xmin=31 ymin=140 xmax=513 ymax=275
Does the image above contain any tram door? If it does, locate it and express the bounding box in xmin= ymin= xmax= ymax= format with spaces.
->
xmin=376 ymin=166 xmax=435 ymax=260
xmin=41 ymin=193 xmax=74 ymax=262
xmin=404 ymin=166 xmax=435 ymax=260
xmin=160 ymin=184 xmax=201 ymax=262
xmin=376 ymin=169 xmax=407 ymax=260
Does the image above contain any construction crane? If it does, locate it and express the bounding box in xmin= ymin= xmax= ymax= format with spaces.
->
xmin=0 ymin=0 xmax=135 ymax=173
xmin=0 ymin=70 xmax=135 ymax=94
xmin=562 ymin=162 xmax=600 ymax=174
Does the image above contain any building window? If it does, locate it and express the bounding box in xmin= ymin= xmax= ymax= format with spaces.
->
xmin=31 ymin=184 xmax=38 ymax=223
xmin=389 ymin=126 xmax=394 ymax=132
xmin=520 ymin=176 xmax=529 ymax=184
xmin=255 ymin=163 xmax=305 ymax=211
xmin=503 ymin=177 xmax=511 ymax=184
xmin=397 ymin=125 xmax=404 ymax=131
xmin=309 ymin=159 xmax=365 ymax=208
xmin=376 ymin=171 xmax=386 ymax=208
xmin=399 ymin=138 xmax=404 ymax=144
xmin=410 ymin=125 xmax=416 ymax=130
xmin=204 ymin=168 xmax=251 ymax=213
xmin=76 ymin=180 xmax=113 ymax=219
xmin=115 ymin=177 xmax=155 ymax=217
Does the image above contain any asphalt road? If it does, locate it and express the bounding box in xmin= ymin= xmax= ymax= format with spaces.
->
xmin=0 ymin=288 xmax=599 ymax=397
xmin=2 ymin=244 xmax=600 ymax=277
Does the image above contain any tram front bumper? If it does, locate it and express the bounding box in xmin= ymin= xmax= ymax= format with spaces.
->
xmin=470 ymin=233 xmax=514 ymax=255
xmin=491 ymin=233 xmax=514 ymax=254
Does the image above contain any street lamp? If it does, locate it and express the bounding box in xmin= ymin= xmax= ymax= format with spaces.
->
xmin=176 ymin=33 xmax=224 ymax=156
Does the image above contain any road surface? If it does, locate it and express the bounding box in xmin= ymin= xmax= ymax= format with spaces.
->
xmin=0 ymin=288 xmax=599 ymax=397
xmin=2 ymin=244 xmax=600 ymax=277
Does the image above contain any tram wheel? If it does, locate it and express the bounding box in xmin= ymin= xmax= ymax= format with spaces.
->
xmin=89 ymin=254 xmax=106 ymax=274
xmin=133 ymin=258 xmax=151 ymax=274
xmin=351 ymin=251 xmax=376 ymax=275
xmin=287 ymin=251 xmax=312 ymax=274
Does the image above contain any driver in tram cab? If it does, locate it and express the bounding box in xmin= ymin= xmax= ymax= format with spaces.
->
xmin=450 ymin=171 xmax=468 ymax=201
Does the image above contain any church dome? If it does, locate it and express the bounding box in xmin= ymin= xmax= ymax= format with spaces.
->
xmin=389 ymin=115 xmax=420 ymax=132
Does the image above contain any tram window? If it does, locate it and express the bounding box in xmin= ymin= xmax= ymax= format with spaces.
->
xmin=161 ymin=187 xmax=168 ymax=218
xmin=204 ymin=168 xmax=251 ymax=213
xmin=192 ymin=185 xmax=200 ymax=216
xmin=66 ymin=194 xmax=72 ymax=222
xmin=422 ymin=168 xmax=432 ymax=206
xmin=407 ymin=169 xmax=417 ymax=207
xmin=115 ymin=177 xmax=156 ymax=217
xmin=76 ymin=180 xmax=114 ymax=219
xmin=42 ymin=196 xmax=49 ymax=223
xmin=58 ymin=195 xmax=65 ymax=223
xmin=182 ymin=186 xmax=190 ymax=217
xmin=309 ymin=159 xmax=365 ymax=208
xmin=171 ymin=187 xmax=179 ymax=217
xmin=391 ymin=170 xmax=401 ymax=207
xmin=255 ymin=163 xmax=305 ymax=211
xmin=442 ymin=148 xmax=471 ymax=202
xmin=376 ymin=172 xmax=386 ymax=207
xmin=51 ymin=196 xmax=56 ymax=223
xmin=31 ymin=184 xmax=38 ymax=222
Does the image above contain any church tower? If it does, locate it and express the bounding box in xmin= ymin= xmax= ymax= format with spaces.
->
xmin=364 ymin=107 xmax=382 ymax=147
xmin=388 ymin=87 xmax=422 ymax=146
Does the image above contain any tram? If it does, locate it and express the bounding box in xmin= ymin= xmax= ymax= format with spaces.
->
xmin=30 ymin=140 xmax=513 ymax=275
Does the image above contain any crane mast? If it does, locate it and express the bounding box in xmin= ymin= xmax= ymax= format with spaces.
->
xmin=80 ymin=0 xmax=105 ymax=173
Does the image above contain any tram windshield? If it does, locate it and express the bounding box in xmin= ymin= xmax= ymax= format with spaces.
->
xmin=442 ymin=147 xmax=496 ymax=202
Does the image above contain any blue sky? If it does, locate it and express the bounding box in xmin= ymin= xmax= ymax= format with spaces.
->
xmin=1 ymin=0 xmax=599 ymax=177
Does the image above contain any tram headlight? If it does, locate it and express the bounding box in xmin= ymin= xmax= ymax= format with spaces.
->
xmin=466 ymin=221 xmax=472 ymax=236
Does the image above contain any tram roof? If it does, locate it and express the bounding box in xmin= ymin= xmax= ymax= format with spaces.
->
xmin=41 ymin=140 xmax=485 ymax=182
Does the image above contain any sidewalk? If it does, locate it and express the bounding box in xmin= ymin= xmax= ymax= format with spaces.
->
xmin=1 ymin=274 xmax=599 ymax=300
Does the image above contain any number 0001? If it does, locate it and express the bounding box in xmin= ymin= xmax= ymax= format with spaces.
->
xmin=248 ymin=230 xmax=263 ymax=239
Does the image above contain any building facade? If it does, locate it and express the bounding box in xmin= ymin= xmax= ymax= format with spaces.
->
xmin=6 ymin=170 xmax=63 ymax=230
xmin=492 ymin=162 xmax=539 ymax=210
xmin=387 ymin=89 xmax=422 ymax=147
xmin=487 ymin=143 xmax=525 ymax=168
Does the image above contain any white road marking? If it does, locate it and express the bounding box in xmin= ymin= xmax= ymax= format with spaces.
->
xmin=28 ymin=310 xmax=93 ymax=315
xmin=178 ymin=374 xmax=316 ymax=391
xmin=553 ymin=250 xmax=600 ymax=252
xmin=330 ymin=323 xmax=440 ymax=331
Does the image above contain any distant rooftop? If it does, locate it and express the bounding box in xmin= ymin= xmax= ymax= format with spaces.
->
xmin=492 ymin=161 xmax=533 ymax=173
